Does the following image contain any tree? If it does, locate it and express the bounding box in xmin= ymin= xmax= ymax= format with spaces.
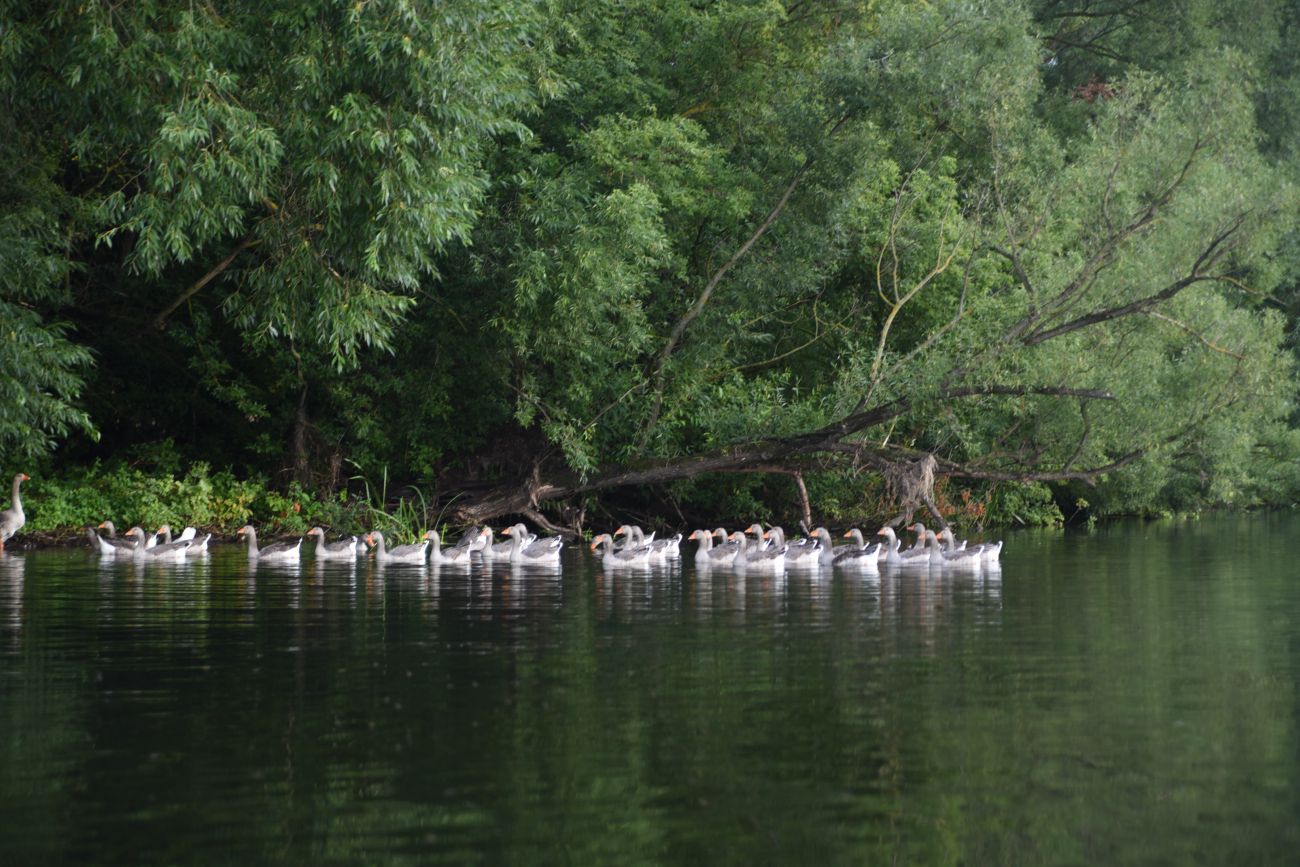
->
xmin=438 ymin=1 xmax=1296 ymax=529
xmin=0 ymin=0 xmax=553 ymax=470
xmin=2 ymin=0 xmax=1296 ymax=527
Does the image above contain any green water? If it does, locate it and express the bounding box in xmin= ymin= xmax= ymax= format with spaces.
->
xmin=1 ymin=514 xmax=1297 ymax=865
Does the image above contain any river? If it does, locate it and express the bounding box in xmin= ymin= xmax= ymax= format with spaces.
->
xmin=1 ymin=514 xmax=1297 ymax=864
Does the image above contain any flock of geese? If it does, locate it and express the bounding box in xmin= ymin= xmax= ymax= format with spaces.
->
xmin=3 ymin=472 xmax=1003 ymax=572
xmin=81 ymin=518 xmax=1003 ymax=574
xmin=596 ymin=522 xmax=1002 ymax=573
xmin=81 ymin=521 xmax=565 ymax=566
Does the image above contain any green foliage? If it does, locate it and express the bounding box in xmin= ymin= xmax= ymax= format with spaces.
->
xmin=985 ymin=482 xmax=1064 ymax=528
xmin=23 ymin=461 xmax=365 ymax=536
xmin=3 ymin=0 xmax=1300 ymax=525
xmin=6 ymin=0 xmax=553 ymax=368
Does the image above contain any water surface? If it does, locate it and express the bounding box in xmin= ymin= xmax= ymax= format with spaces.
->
xmin=1 ymin=514 xmax=1298 ymax=864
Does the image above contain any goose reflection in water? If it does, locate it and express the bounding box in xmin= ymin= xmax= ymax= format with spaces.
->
xmin=0 ymin=552 xmax=24 ymax=649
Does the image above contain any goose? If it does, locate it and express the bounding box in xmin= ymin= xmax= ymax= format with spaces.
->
xmin=502 ymin=523 xmax=563 ymax=566
xmin=875 ymin=527 xmax=908 ymax=565
xmin=0 ymin=473 xmax=28 ymax=551
xmin=834 ymin=528 xmax=871 ymax=558
xmin=806 ymin=527 xmax=838 ymax=567
xmin=365 ymin=531 xmax=428 ymax=565
xmin=742 ymin=523 xmax=767 ymax=547
xmin=905 ymin=525 xmax=946 ymax=567
xmin=171 ymin=526 xmax=210 ymax=555
xmin=833 ymin=535 xmax=882 ymax=572
xmin=936 ymin=528 xmax=1001 ymax=565
xmin=91 ymin=522 xmax=137 ymax=556
xmin=238 ymin=525 xmax=303 ymax=563
xmin=615 ymin=525 xmax=682 ymax=562
xmin=154 ymin=524 xmax=176 ymax=545
xmin=450 ymin=525 xmax=489 ymax=554
xmin=158 ymin=524 xmax=210 ymax=556
xmin=180 ymin=529 xmax=211 ymax=556
xmin=736 ymin=532 xmax=786 ymax=572
xmin=689 ymin=528 xmax=741 ymax=566
xmin=767 ymin=525 xmax=820 ymax=554
xmin=979 ymin=539 xmax=1003 ymax=565
xmin=97 ymin=521 xmax=128 ymax=541
xmin=930 ymin=529 xmax=983 ymax=570
xmin=906 ymin=522 xmax=929 ymax=554
xmin=307 ymin=527 xmax=359 ymax=561
xmin=124 ymin=526 xmax=192 ymax=563
xmin=87 ymin=525 xmax=128 ymax=556
xmin=426 ymin=528 xmax=482 ymax=566
xmin=591 ymin=533 xmax=652 ymax=568
xmin=96 ymin=520 xmax=153 ymax=554
xmin=765 ymin=526 xmax=822 ymax=567
xmin=481 ymin=526 xmax=538 ymax=562
xmin=614 ymin=525 xmax=655 ymax=549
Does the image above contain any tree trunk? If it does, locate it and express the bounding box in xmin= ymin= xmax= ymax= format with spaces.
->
xmin=292 ymin=384 xmax=310 ymax=487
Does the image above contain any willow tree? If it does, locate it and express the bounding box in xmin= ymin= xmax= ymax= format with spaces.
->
xmin=436 ymin=0 xmax=1296 ymax=529
xmin=0 ymin=0 xmax=554 ymax=470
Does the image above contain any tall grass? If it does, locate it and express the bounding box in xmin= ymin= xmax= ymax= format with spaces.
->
xmin=349 ymin=464 xmax=431 ymax=544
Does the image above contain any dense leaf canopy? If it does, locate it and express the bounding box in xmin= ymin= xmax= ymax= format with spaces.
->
xmin=2 ymin=0 xmax=1297 ymax=527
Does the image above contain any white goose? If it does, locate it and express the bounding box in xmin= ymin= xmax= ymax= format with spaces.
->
xmin=238 ymin=525 xmax=303 ymax=563
xmin=124 ymin=526 xmax=192 ymax=563
xmin=765 ymin=526 xmax=822 ymax=568
xmin=736 ymin=531 xmax=786 ymax=573
xmin=0 ymin=473 xmax=28 ymax=551
xmin=937 ymin=528 xmax=1000 ymax=567
xmin=366 ymin=531 xmax=428 ymax=565
xmin=449 ymin=526 xmax=490 ymax=555
xmin=832 ymin=533 xmax=882 ymax=572
xmin=834 ymin=528 xmax=881 ymax=561
xmin=930 ymin=529 xmax=983 ymax=570
xmin=503 ymin=523 xmax=563 ymax=566
xmin=166 ymin=525 xmax=211 ymax=557
xmin=615 ymin=524 xmax=682 ymax=562
xmin=689 ymin=529 xmax=741 ymax=566
xmin=426 ymin=528 xmax=483 ymax=566
xmin=307 ymin=527 xmax=359 ymax=561
xmin=92 ymin=521 xmax=137 ymax=556
xmin=482 ymin=526 xmax=537 ymax=562
xmin=591 ymin=533 xmax=652 ymax=568
xmin=875 ymin=527 xmax=908 ymax=565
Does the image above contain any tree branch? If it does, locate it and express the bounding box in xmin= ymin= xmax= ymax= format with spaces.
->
xmin=641 ymin=158 xmax=814 ymax=438
xmin=153 ymin=235 xmax=261 ymax=329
